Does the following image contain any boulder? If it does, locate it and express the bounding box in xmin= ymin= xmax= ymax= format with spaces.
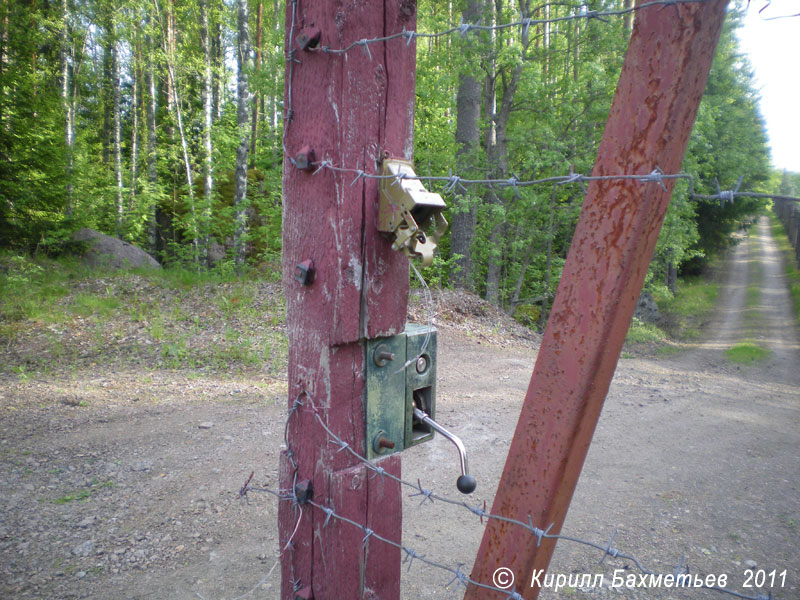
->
xmin=70 ymin=228 xmax=160 ymax=270
xmin=633 ymin=290 xmax=660 ymax=324
xmin=208 ymin=241 xmax=227 ymax=266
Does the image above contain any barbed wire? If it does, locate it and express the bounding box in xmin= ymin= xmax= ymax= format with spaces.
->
xmin=273 ymin=4 xmax=791 ymax=596
xmin=755 ymin=0 xmax=800 ymax=20
xmin=301 ymin=1 xmax=798 ymax=58
xmin=297 ymin=157 xmax=800 ymax=205
xmin=242 ymin=391 xmax=774 ymax=600
xmin=309 ymin=0 xmax=708 ymax=57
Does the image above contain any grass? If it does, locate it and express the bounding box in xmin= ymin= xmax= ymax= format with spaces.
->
xmin=626 ymin=318 xmax=666 ymax=344
xmin=625 ymin=272 xmax=720 ymax=352
xmin=0 ymin=252 xmax=288 ymax=378
xmin=725 ymin=342 xmax=771 ymax=364
xmin=51 ymin=479 xmax=115 ymax=504
xmin=656 ymin=275 xmax=719 ymax=340
xmin=768 ymin=211 xmax=800 ymax=325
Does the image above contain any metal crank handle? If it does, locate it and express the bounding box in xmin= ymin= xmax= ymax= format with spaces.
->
xmin=412 ymin=407 xmax=477 ymax=494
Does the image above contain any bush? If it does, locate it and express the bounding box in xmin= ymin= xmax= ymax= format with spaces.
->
xmin=514 ymin=304 xmax=541 ymax=329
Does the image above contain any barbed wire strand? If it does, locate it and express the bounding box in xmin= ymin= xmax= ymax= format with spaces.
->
xmin=310 ymin=0 xmax=709 ymax=57
xmin=281 ymin=0 xmax=298 ymax=162
xmin=243 ymin=392 xmax=773 ymax=600
xmin=303 ymin=158 xmax=800 ymax=205
xmin=755 ymin=0 xmax=800 ymax=20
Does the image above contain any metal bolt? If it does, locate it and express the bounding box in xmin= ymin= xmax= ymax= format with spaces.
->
xmin=294 ymin=259 xmax=315 ymax=285
xmin=372 ymin=430 xmax=396 ymax=454
xmin=294 ymin=480 xmax=313 ymax=505
xmin=296 ymin=27 xmax=321 ymax=51
xmin=373 ymin=344 xmax=395 ymax=367
xmin=294 ymin=145 xmax=316 ymax=171
xmin=416 ymin=355 xmax=428 ymax=374
xmin=294 ymin=586 xmax=313 ymax=600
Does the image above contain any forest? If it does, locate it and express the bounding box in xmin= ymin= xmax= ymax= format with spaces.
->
xmin=0 ymin=0 xmax=785 ymax=316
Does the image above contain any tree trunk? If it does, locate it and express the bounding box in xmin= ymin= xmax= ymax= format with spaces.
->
xmin=624 ymin=0 xmax=634 ymax=32
xmin=538 ymin=184 xmax=557 ymax=330
xmin=508 ymin=241 xmax=538 ymax=315
xmin=233 ymin=0 xmax=251 ymax=269
xmin=102 ymin=7 xmax=112 ymax=165
xmin=156 ymin=0 xmax=198 ymax=264
xmin=145 ymin=26 xmax=158 ymax=254
xmin=450 ymin=0 xmax=482 ymax=290
xmin=249 ymin=0 xmax=262 ymax=165
xmin=130 ymin=35 xmax=141 ymax=215
xmin=61 ymin=0 xmax=74 ymax=215
xmin=112 ymin=24 xmax=124 ymax=238
xmin=212 ymin=7 xmax=223 ymax=121
xmin=201 ymin=0 xmax=214 ymax=266
xmin=168 ymin=63 xmax=198 ymax=264
xmin=0 ymin=0 xmax=7 ymax=130
xmin=484 ymin=0 xmax=530 ymax=306
xmin=165 ymin=0 xmax=175 ymax=117
xmin=667 ymin=258 xmax=678 ymax=294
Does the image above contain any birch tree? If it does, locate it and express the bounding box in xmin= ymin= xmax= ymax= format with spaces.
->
xmin=61 ymin=0 xmax=74 ymax=214
xmin=201 ymin=0 xmax=214 ymax=266
xmin=233 ymin=0 xmax=250 ymax=268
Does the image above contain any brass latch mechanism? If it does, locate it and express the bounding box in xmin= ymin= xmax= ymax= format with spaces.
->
xmin=378 ymin=158 xmax=448 ymax=267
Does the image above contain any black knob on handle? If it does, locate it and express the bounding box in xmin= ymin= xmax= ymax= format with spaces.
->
xmin=412 ymin=406 xmax=477 ymax=495
xmin=457 ymin=474 xmax=477 ymax=495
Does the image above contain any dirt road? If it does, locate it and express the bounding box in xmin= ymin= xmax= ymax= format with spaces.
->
xmin=1 ymin=217 xmax=797 ymax=600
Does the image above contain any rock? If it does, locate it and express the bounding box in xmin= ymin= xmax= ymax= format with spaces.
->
xmin=70 ymin=228 xmax=160 ymax=271
xmin=130 ymin=460 xmax=154 ymax=472
xmin=208 ymin=241 xmax=226 ymax=266
xmin=633 ymin=290 xmax=660 ymax=324
xmin=76 ymin=516 xmax=97 ymax=528
xmin=744 ymin=559 xmax=757 ymax=568
xmin=72 ymin=540 xmax=95 ymax=557
xmin=198 ymin=422 xmax=215 ymax=430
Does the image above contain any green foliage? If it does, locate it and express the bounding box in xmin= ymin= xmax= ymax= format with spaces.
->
xmin=0 ymin=0 xmax=780 ymax=309
xmin=656 ymin=274 xmax=719 ymax=340
xmin=626 ymin=318 xmax=666 ymax=344
xmin=768 ymin=209 xmax=800 ymax=325
xmin=681 ymin=7 xmax=772 ymax=272
xmin=0 ymin=1 xmax=71 ymax=249
xmin=724 ymin=342 xmax=770 ymax=364
xmin=412 ymin=0 xmax=774 ymax=317
xmin=513 ymin=304 xmax=540 ymax=329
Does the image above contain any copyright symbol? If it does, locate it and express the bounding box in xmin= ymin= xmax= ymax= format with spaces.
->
xmin=493 ymin=567 xmax=515 ymax=589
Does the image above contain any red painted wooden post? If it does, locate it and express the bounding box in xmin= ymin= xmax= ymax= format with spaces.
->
xmin=465 ymin=2 xmax=729 ymax=599
xmin=279 ymin=2 xmax=417 ymax=599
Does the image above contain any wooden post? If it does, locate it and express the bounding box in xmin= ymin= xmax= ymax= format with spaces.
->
xmin=279 ymin=2 xmax=417 ymax=599
xmin=464 ymin=2 xmax=729 ymax=598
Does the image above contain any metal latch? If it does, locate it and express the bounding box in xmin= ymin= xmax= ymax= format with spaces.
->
xmin=365 ymin=324 xmax=476 ymax=494
xmin=378 ymin=158 xmax=448 ymax=267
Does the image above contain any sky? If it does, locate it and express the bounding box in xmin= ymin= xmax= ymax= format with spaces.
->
xmin=735 ymin=0 xmax=800 ymax=173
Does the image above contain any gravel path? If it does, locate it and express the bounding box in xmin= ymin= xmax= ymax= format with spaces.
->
xmin=1 ymin=219 xmax=797 ymax=600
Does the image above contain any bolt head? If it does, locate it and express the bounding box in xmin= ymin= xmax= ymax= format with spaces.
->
xmin=415 ymin=355 xmax=428 ymax=374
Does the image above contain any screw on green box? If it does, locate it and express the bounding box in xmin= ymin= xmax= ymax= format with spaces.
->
xmin=404 ymin=324 xmax=436 ymax=449
xmin=365 ymin=324 xmax=437 ymax=460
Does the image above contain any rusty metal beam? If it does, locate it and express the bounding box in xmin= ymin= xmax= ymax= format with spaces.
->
xmin=464 ymin=2 xmax=729 ymax=598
